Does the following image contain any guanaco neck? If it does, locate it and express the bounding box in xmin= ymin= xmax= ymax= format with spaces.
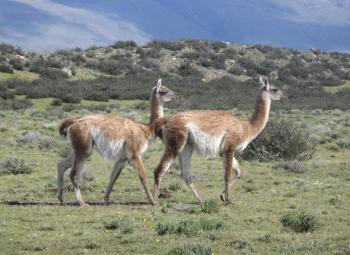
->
xmin=248 ymin=92 xmax=271 ymax=139
xmin=149 ymin=92 xmax=164 ymax=136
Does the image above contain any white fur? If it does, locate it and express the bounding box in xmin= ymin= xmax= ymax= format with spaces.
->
xmin=89 ymin=127 xmax=126 ymax=160
xmin=140 ymin=140 xmax=149 ymax=155
xmin=186 ymin=123 xmax=225 ymax=158
xmin=236 ymin=139 xmax=250 ymax=152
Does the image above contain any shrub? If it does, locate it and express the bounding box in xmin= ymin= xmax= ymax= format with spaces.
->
xmin=242 ymin=183 xmax=257 ymax=193
xmin=111 ymin=40 xmax=137 ymax=49
xmin=41 ymin=68 xmax=69 ymax=80
xmin=231 ymin=240 xmax=250 ymax=250
xmin=201 ymin=199 xmax=220 ymax=214
xmin=166 ymin=243 xmax=212 ymax=255
xmin=9 ymin=57 xmax=25 ymax=71
xmin=38 ymin=136 xmax=60 ymax=151
xmin=104 ymin=217 xmax=134 ymax=234
xmin=85 ymin=242 xmax=99 ymax=249
xmin=146 ymin=40 xmax=186 ymax=51
xmin=228 ymin=64 xmax=245 ymax=75
xmin=0 ymin=98 xmax=32 ymax=110
xmin=198 ymin=218 xmax=223 ymax=231
xmin=0 ymin=157 xmax=32 ymax=175
xmin=51 ymin=98 xmax=62 ymax=106
xmin=241 ymin=118 xmax=316 ymax=161
xmin=168 ymin=182 xmax=182 ymax=192
xmin=0 ymin=43 xmax=24 ymax=55
xmin=177 ymin=62 xmax=201 ymax=77
xmin=0 ymin=62 xmax=14 ymax=73
xmin=280 ymin=211 xmax=319 ymax=233
xmin=274 ymin=160 xmax=308 ymax=174
xmin=156 ymin=218 xmax=223 ymax=236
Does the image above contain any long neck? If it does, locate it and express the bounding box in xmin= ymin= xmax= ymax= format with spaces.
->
xmin=149 ymin=93 xmax=163 ymax=133
xmin=249 ymin=93 xmax=271 ymax=138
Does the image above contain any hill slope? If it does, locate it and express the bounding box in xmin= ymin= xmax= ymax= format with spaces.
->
xmin=0 ymin=40 xmax=350 ymax=110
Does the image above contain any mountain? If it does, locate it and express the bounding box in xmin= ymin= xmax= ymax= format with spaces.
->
xmin=1 ymin=0 xmax=350 ymax=52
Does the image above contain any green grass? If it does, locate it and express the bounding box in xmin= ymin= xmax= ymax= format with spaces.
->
xmin=324 ymin=80 xmax=350 ymax=93
xmin=69 ymin=68 xmax=125 ymax=81
xmin=0 ymin=70 xmax=40 ymax=82
xmin=0 ymin=104 xmax=349 ymax=254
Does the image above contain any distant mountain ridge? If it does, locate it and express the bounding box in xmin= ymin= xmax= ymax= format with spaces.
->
xmin=0 ymin=39 xmax=349 ymax=111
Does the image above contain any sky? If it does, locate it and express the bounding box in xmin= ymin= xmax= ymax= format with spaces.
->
xmin=0 ymin=0 xmax=350 ymax=52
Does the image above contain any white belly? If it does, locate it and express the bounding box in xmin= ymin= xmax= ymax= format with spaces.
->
xmin=187 ymin=123 xmax=224 ymax=158
xmin=90 ymin=127 xmax=126 ymax=160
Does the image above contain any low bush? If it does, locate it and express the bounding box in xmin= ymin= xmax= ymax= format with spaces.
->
xmin=274 ymin=160 xmax=308 ymax=174
xmin=241 ymin=118 xmax=316 ymax=161
xmin=201 ymin=199 xmax=220 ymax=214
xmin=111 ymin=40 xmax=137 ymax=49
xmin=281 ymin=211 xmax=319 ymax=233
xmin=166 ymin=243 xmax=212 ymax=255
xmin=0 ymin=62 xmax=14 ymax=73
xmin=0 ymin=98 xmax=32 ymax=110
xmin=0 ymin=157 xmax=32 ymax=175
xmin=104 ymin=217 xmax=135 ymax=234
xmin=51 ymin=98 xmax=62 ymax=106
xmin=168 ymin=182 xmax=182 ymax=192
xmin=156 ymin=218 xmax=223 ymax=237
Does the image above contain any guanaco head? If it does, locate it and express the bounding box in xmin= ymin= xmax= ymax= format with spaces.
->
xmin=153 ymin=78 xmax=179 ymax=104
xmin=259 ymin=77 xmax=284 ymax=101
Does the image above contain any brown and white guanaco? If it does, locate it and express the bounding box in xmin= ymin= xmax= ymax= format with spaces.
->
xmin=153 ymin=77 xmax=283 ymax=204
xmin=57 ymin=79 xmax=178 ymax=206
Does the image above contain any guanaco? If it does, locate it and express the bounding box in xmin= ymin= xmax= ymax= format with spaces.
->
xmin=153 ymin=77 xmax=283 ymax=203
xmin=57 ymin=79 xmax=178 ymax=205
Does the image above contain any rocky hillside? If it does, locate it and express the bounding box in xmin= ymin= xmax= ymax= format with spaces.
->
xmin=0 ymin=40 xmax=350 ymax=110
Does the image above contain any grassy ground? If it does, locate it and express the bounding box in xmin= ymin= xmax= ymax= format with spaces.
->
xmin=0 ymin=100 xmax=349 ymax=255
xmin=323 ymin=80 xmax=350 ymax=94
xmin=0 ymin=71 xmax=40 ymax=82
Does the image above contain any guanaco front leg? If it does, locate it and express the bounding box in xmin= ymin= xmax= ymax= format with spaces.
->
xmin=153 ymin=152 xmax=174 ymax=202
xmin=104 ymin=159 xmax=127 ymax=205
xmin=69 ymin=154 xmax=87 ymax=206
xmin=221 ymin=151 xmax=234 ymax=204
xmin=131 ymin=155 xmax=155 ymax=205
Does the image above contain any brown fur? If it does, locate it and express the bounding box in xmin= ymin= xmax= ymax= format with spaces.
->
xmin=59 ymin=119 xmax=77 ymax=137
xmin=153 ymin=77 xmax=283 ymax=204
xmin=57 ymin=81 xmax=178 ymax=206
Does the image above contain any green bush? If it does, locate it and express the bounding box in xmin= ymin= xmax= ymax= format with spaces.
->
xmin=0 ymin=97 xmax=32 ymax=110
xmin=281 ymin=211 xmax=319 ymax=233
xmin=0 ymin=157 xmax=32 ymax=175
xmin=241 ymin=118 xmax=316 ymax=161
xmin=168 ymin=182 xmax=182 ymax=192
xmin=0 ymin=62 xmax=14 ymax=73
xmin=104 ymin=217 xmax=134 ymax=234
xmin=111 ymin=40 xmax=137 ymax=49
xmin=156 ymin=218 xmax=223 ymax=237
xmin=201 ymin=199 xmax=220 ymax=214
xmin=166 ymin=243 xmax=212 ymax=255
xmin=51 ymin=98 xmax=62 ymax=106
xmin=274 ymin=160 xmax=308 ymax=173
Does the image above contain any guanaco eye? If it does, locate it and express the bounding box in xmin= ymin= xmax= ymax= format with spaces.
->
xmin=271 ymin=89 xmax=278 ymax=92
xmin=159 ymin=91 xmax=168 ymax=95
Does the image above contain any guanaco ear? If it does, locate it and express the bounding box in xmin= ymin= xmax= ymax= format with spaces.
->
xmin=259 ymin=77 xmax=266 ymax=89
xmin=156 ymin=78 xmax=161 ymax=93
xmin=264 ymin=77 xmax=270 ymax=89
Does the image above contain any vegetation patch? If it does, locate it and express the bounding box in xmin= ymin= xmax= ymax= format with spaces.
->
xmin=156 ymin=218 xmax=223 ymax=237
xmin=166 ymin=243 xmax=212 ymax=255
xmin=201 ymin=199 xmax=220 ymax=214
xmin=0 ymin=157 xmax=32 ymax=175
xmin=274 ymin=160 xmax=308 ymax=174
xmin=104 ymin=217 xmax=135 ymax=234
xmin=241 ymin=118 xmax=316 ymax=161
xmin=280 ymin=211 xmax=319 ymax=233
